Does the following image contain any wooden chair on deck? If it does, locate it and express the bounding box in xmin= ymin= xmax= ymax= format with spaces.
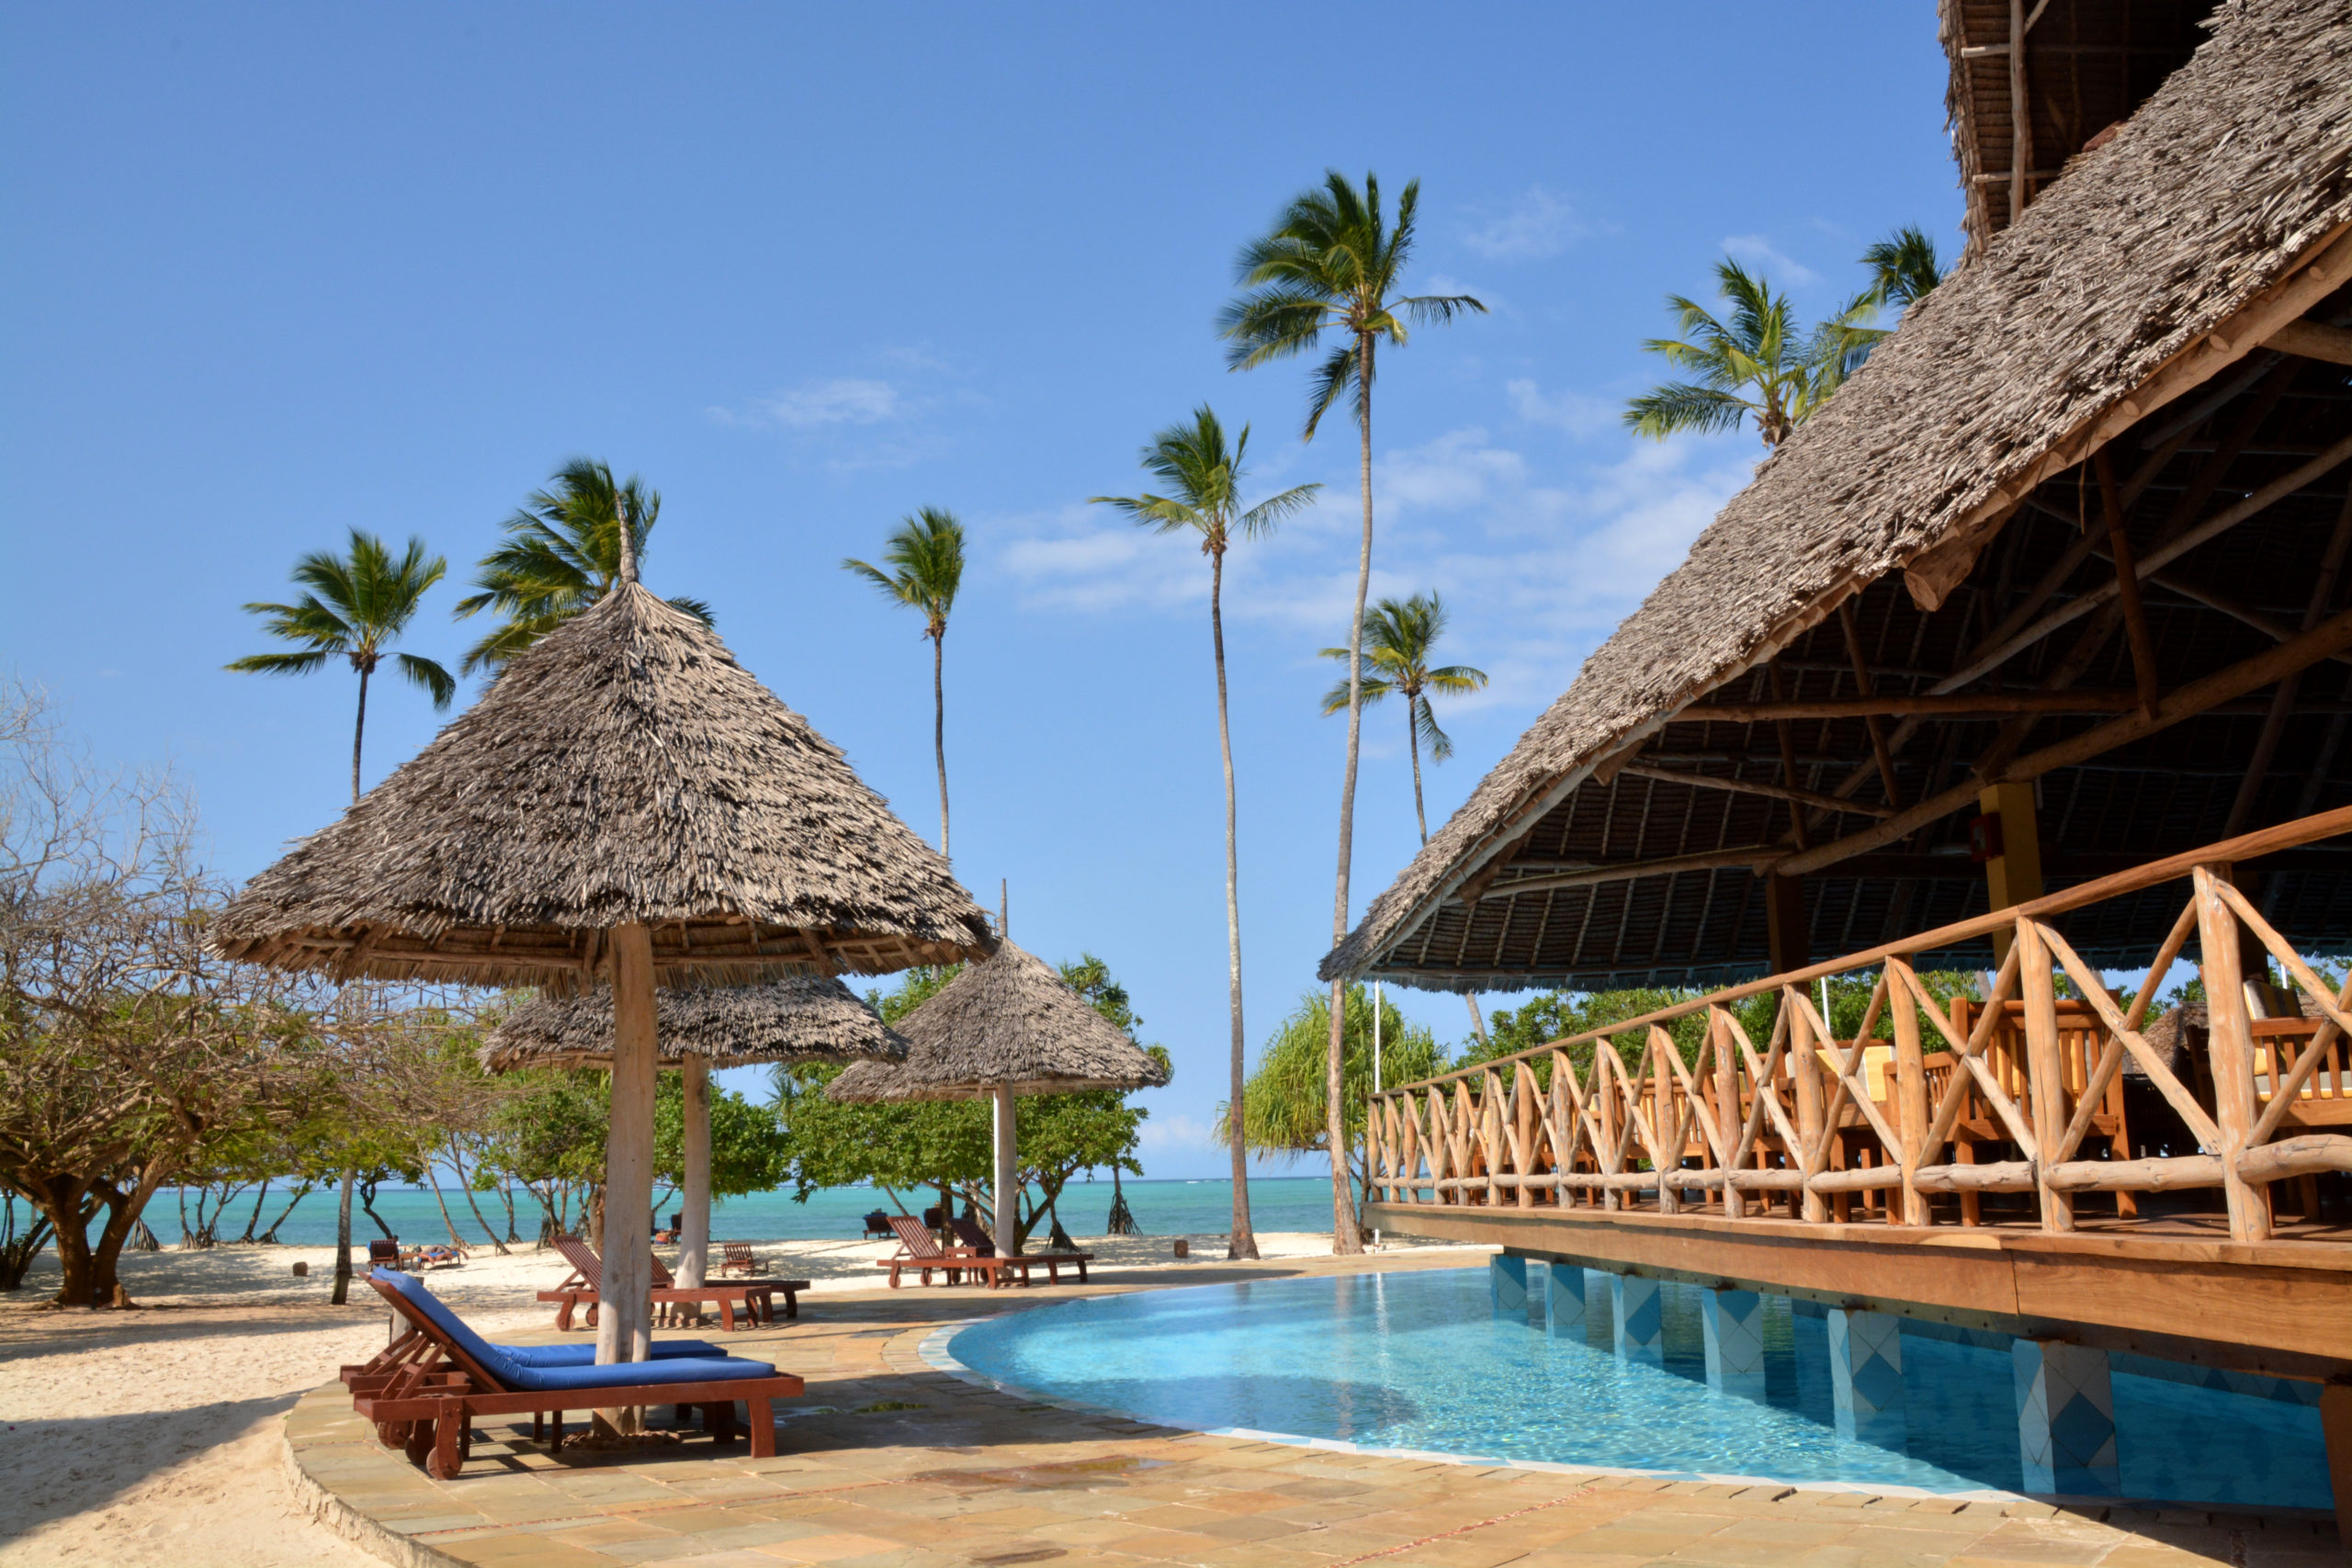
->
xmin=1946 ymin=998 xmax=2134 ymax=1222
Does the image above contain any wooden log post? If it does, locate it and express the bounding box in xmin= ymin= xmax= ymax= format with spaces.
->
xmin=1890 ymin=962 xmax=1931 ymax=1226
xmin=1714 ymin=1009 xmax=1745 ymax=1220
xmin=1513 ymin=1062 xmax=1539 ymax=1210
xmin=678 ymin=1054 xmax=711 ymax=1289
xmin=1789 ymin=987 xmax=1827 ymax=1223
xmin=596 ymin=922 xmax=658 ymax=1435
xmin=2018 ymin=920 xmax=2075 ymax=1234
xmin=2192 ymin=865 xmax=2273 ymax=1241
xmin=1766 ymin=874 xmax=1809 ymax=975
xmin=1980 ymin=783 xmax=2045 ymax=965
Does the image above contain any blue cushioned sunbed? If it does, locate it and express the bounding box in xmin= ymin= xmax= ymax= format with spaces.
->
xmin=370 ymin=1269 xmax=776 ymax=1393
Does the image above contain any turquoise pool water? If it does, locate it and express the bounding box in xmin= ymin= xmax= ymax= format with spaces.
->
xmin=945 ymin=1266 xmax=2328 ymax=1509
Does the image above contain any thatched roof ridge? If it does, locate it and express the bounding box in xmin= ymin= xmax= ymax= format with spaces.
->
xmin=480 ymin=976 xmax=909 ymax=1072
xmin=1327 ymin=0 xmax=2352 ymax=988
xmin=824 ymin=940 xmax=1169 ymax=1101
xmin=217 ymin=583 xmax=996 ymax=991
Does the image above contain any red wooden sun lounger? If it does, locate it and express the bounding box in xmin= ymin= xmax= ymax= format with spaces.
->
xmin=947 ymin=1215 xmax=1093 ymax=1283
xmin=537 ymin=1236 xmax=785 ymax=1331
xmin=877 ymin=1214 xmax=1048 ymax=1288
xmin=348 ymin=1269 xmax=800 ymax=1479
xmin=650 ymin=1249 xmax=810 ymax=1321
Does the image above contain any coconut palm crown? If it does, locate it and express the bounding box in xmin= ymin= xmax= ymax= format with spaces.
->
xmin=453 ymin=458 xmax=713 ymax=674
xmin=842 ymin=507 xmax=966 ymax=858
xmin=228 ymin=528 xmax=456 ymax=804
xmin=1317 ymin=592 xmax=1487 ymax=841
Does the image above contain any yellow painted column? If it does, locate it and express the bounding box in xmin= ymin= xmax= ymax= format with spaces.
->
xmin=1979 ymin=783 xmax=2045 ymax=963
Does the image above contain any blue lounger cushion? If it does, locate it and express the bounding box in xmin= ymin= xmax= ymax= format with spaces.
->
xmin=373 ymin=1269 xmax=776 ymax=1394
xmin=498 ymin=1340 xmax=722 ymax=1366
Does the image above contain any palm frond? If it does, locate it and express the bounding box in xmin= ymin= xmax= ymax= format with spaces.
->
xmin=395 ymin=652 xmax=458 ymax=710
xmin=665 ymin=595 xmax=715 ymax=626
xmin=1412 ymin=694 xmax=1453 ymax=762
xmin=224 ymin=649 xmax=333 ymax=676
xmin=1623 ymin=382 xmax=1752 ymax=439
xmin=1317 ymin=672 xmax=1396 ymax=715
xmin=1236 ymin=481 xmax=1320 ymax=539
xmin=1304 ymin=342 xmax=1358 ymax=441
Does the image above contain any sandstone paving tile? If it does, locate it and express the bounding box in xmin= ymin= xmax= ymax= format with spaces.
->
xmin=742 ymin=1532 xmax=909 ymax=1562
xmin=1190 ymin=1488 xmax=1313 ymax=1516
xmin=548 ymin=1518 xmax=705 ymax=1549
xmin=956 ymin=1504 xmax=1090 ymax=1530
xmin=1121 ymin=1504 xmax=1239 ymax=1531
xmin=382 ymin=1513 xmax=504 ymax=1536
xmin=1187 ymin=1512 xmax=1307 ymax=1543
xmin=1374 ymin=1537 xmax=1532 ymax=1568
xmin=1526 ymin=1525 xmax=1729 ymax=1560
xmin=1957 ymin=1529 xmax=2119 ymax=1563
xmin=1029 ymin=1514 xmax=1164 ymax=1547
xmin=1262 ymin=1498 xmax=1388 ymax=1528
xmin=1095 ymin=1526 xmax=1243 ymax=1560
xmin=439 ymin=1540 xmax=619 ymax=1568
xmin=1700 ymin=1516 xmax=1865 ymax=1550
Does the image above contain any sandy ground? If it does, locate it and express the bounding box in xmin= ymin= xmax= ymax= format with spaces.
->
xmin=0 ymin=1231 xmax=1458 ymax=1565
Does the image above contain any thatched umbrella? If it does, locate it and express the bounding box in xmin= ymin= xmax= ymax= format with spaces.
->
xmin=481 ymin=977 xmax=907 ymax=1285
xmin=218 ymin=557 xmax=992 ymax=1388
xmin=826 ymin=940 xmax=1168 ymax=1256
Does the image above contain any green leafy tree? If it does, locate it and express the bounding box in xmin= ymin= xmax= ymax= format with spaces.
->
xmin=1217 ymin=985 xmax=1446 ymax=1223
xmin=1624 ymin=257 xmax=1868 ymax=449
xmin=1221 ymin=170 xmax=1484 ymax=1254
xmin=843 ymin=508 xmax=966 ymax=857
xmin=1092 ymin=406 xmax=1318 ymax=1262
xmin=227 ymin=528 xmax=456 ymax=805
xmin=452 ymin=458 xmax=713 ymax=675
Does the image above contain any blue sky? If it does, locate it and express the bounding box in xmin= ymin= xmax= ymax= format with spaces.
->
xmin=0 ymin=6 xmax=1961 ymax=1179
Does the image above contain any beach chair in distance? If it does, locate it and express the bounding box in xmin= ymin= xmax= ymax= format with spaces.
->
xmin=876 ymin=1213 xmax=1011 ymax=1288
xmin=862 ymin=1209 xmax=895 ymax=1239
xmin=367 ymin=1238 xmax=402 ymax=1271
xmin=718 ymin=1241 xmax=760 ymax=1277
xmin=348 ymin=1269 xmax=799 ymax=1479
xmin=537 ymin=1235 xmax=784 ymax=1331
xmin=947 ymin=1215 xmax=1094 ymax=1285
xmin=648 ymin=1249 xmax=809 ymax=1322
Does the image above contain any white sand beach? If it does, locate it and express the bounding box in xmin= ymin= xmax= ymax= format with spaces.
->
xmin=0 ymin=1232 xmax=1479 ymax=1565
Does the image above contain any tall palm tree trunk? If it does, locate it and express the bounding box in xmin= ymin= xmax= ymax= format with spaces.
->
xmin=933 ymin=632 xmax=950 ymax=858
xmin=1406 ymin=715 xmax=1489 ymax=1043
xmin=349 ymin=663 xmax=370 ymax=806
xmin=1212 ymin=549 xmax=1259 ymax=1260
xmin=331 ymin=1165 xmax=356 ymax=1304
xmin=1326 ymin=338 xmax=1374 ymax=1257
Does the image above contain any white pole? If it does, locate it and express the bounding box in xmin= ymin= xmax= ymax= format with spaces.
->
xmin=1372 ymin=982 xmax=1382 ymax=1249
xmin=992 ymin=1085 xmax=1018 ymax=1258
xmin=679 ymin=1055 xmax=711 ymax=1288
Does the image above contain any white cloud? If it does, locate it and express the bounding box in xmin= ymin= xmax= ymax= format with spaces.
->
xmin=712 ymin=377 xmax=904 ymax=429
xmin=1721 ymin=234 xmax=1820 ymax=288
xmin=1462 ymin=187 xmax=1589 ymax=262
xmin=1506 ymin=378 xmax=1617 ymax=440
xmin=1138 ymin=1112 xmax=1214 ymax=1152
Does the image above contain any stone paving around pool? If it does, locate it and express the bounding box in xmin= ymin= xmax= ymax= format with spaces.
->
xmin=284 ymin=1250 xmax=2345 ymax=1568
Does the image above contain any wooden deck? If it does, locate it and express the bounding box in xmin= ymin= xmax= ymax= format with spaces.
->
xmin=1364 ymin=810 xmax=2352 ymax=1382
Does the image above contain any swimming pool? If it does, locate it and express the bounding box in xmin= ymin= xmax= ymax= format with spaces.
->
xmin=942 ymin=1266 xmax=2328 ymax=1509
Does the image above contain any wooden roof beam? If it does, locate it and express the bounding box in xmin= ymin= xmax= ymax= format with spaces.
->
xmin=1685 ymin=691 xmax=2142 ymax=721
xmin=1618 ymin=762 xmax=1895 ymax=820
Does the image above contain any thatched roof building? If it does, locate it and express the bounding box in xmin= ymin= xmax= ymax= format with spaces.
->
xmin=480 ymin=976 xmax=909 ymax=1072
xmin=216 ymin=583 xmax=996 ymax=992
xmin=1328 ymin=0 xmax=2352 ymax=994
xmin=826 ymin=942 xmax=1169 ymax=1102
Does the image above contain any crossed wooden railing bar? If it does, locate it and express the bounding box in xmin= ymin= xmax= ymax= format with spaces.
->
xmin=1364 ymin=806 xmax=2352 ymax=1245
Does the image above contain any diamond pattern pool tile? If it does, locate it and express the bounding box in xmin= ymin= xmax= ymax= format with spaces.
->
xmin=1487 ymin=1254 xmax=1528 ymax=1314
xmin=1702 ymin=1289 xmax=1766 ymax=1396
xmin=1543 ymin=1261 xmax=1589 ymax=1343
xmin=1827 ymin=1309 xmax=1905 ymax=1446
xmin=1611 ymin=1273 xmax=1663 ymax=1363
xmin=2013 ymin=1339 xmax=2120 ymax=1495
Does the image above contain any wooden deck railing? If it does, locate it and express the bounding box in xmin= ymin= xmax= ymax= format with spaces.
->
xmin=1364 ymin=807 xmax=2352 ymax=1244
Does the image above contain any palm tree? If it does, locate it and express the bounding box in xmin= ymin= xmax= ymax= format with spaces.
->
xmin=1317 ymin=592 xmax=1490 ymax=1041
xmin=1092 ymin=408 xmax=1319 ymax=1262
xmin=1861 ymin=224 xmax=1947 ymax=311
xmin=228 ymin=528 xmax=457 ymax=805
xmin=1221 ymin=171 xmax=1483 ymax=1255
xmin=452 ymin=458 xmax=712 ymax=674
xmin=1624 ymin=257 xmax=1855 ymax=449
xmin=843 ymin=509 xmax=966 ymax=858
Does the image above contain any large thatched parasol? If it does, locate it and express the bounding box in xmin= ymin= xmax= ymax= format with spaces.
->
xmin=827 ymin=940 xmax=1167 ymax=1255
xmin=482 ymin=977 xmax=906 ymax=1287
xmin=220 ymin=560 xmax=991 ymax=1386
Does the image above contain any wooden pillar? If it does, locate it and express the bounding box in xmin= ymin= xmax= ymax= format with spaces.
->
xmin=1713 ymin=1010 xmax=1745 ymax=1220
xmin=1766 ymin=874 xmax=1809 ymax=976
xmin=678 ymin=1054 xmax=711 ymax=1289
xmin=991 ymin=1085 xmax=1019 ymax=1257
xmin=595 ymin=923 xmax=657 ymax=1435
xmin=1790 ymin=986 xmax=1827 ymax=1223
xmin=1980 ymin=783 xmax=2044 ymax=964
xmin=2018 ymin=919 xmax=2074 ymax=1234
xmin=2193 ymin=865 xmax=2272 ymax=1241
xmin=1890 ymin=964 xmax=1931 ymax=1227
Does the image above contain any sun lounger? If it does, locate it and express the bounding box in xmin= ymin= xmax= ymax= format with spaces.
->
xmin=947 ymin=1216 xmax=1093 ymax=1284
xmin=718 ymin=1241 xmax=760 ymax=1277
xmin=537 ymin=1236 xmax=783 ymax=1331
xmin=346 ymin=1269 xmax=799 ymax=1478
xmin=648 ymin=1249 xmax=809 ymax=1321
xmin=876 ymin=1214 xmax=1033 ymax=1289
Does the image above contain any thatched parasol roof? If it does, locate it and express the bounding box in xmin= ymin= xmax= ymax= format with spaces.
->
xmin=824 ymin=941 xmax=1169 ymax=1101
xmin=216 ymin=583 xmax=996 ymax=992
xmin=480 ymin=976 xmax=910 ymax=1072
xmin=1324 ymin=0 xmax=2352 ymax=992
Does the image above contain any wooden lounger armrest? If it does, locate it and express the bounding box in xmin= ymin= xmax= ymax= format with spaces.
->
xmin=356 ymin=1372 xmax=804 ymax=1424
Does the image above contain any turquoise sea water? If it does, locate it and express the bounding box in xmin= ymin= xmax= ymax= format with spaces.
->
xmin=125 ymin=1175 xmax=1338 ymax=1248
xmin=946 ymin=1266 xmax=2330 ymax=1510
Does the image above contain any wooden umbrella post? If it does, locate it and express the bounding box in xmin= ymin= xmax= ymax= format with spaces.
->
xmin=680 ymin=1054 xmax=711 ymax=1289
xmin=992 ymin=1084 xmax=1019 ymax=1258
xmin=597 ymin=924 xmax=658 ymax=1433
